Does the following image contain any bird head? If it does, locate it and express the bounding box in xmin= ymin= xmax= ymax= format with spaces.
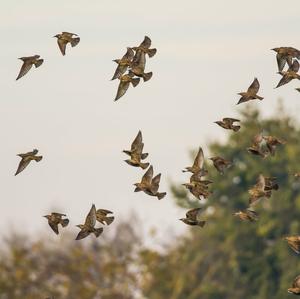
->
xmin=271 ymin=48 xmax=279 ymax=52
xmin=53 ymin=34 xmax=60 ymax=38
xmin=112 ymin=59 xmax=120 ymax=64
xmin=43 ymin=215 xmax=50 ymax=220
xmin=134 ymin=183 xmax=142 ymax=192
xmin=32 ymin=149 xmax=39 ymax=154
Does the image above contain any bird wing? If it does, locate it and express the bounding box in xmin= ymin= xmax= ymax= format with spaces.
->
xmin=57 ymin=38 xmax=68 ymax=55
xmin=223 ymin=118 xmax=240 ymax=125
xmin=293 ymin=275 xmax=300 ymax=288
xmin=289 ymin=60 xmax=300 ymax=72
xmin=48 ymin=221 xmax=59 ymax=235
xmin=75 ymin=229 xmax=90 ymax=240
xmin=276 ymin=53 xmax=286 ymax=72
xmin=111 ymin=64 xmax=128 ymax=80
xmin=96 ymin=209 xmax=113 ymax=215
xmin=256 ymin=175 xmax=265 ymax=191
xmin=132 ymin=51 xmax=146 ymax=71
xmin=84 ymin=204 xmax=96 ymax=227
xmin=16 ymin=60 xmax=33 ymax=80
xmin=247 ymin=78 xmax=260 ymax=94
xmin=246 ymin=209 xmax=258 ymax=219
xmin=131 ymin=131 xmax=143 ymax=151
xmin=141 ymin=165 xmax=153 ymax=184
xmin=122 ymin=47 xmax=135 ymax=60
xmin=193 ymin=147 xmax=204 ymax=170
xmin=186 ymin=208 xmax=202 ymax=221
xmin=139 ymin=36 xmax=151 ymax=48
xmin=15 ymin=158 xmax=31 ymax=175
xmin=276 ymin=74 xmax=292 ymax=88
xmin=114 ymin=80 xmax=130 ymax=101
xmin=150 ymin=173 xmax=161 ymax=194
xmin=52 ymin=212 xmax=66 ymax=217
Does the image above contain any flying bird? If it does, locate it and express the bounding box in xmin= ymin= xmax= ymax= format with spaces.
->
xmin=183 ymin=147 xmax=207 ymax=176
xmin=114 ymin=72 xmax=140 ymax=101
xmin=15 ymin=149 xmax=43 ymax=176
xmin=248 ymin=174 xmax=272 ymax=206
xmin=182 ymin=182 xmax=212 ymax=200
xmin=276 ymin=60 xmax=300 ymax=88
xmin=214 ymin=118 xmax=241 ymax=132
xmin=288 ymin=275 xmax=300 ymax=295
xmin=16 ymin=55 xmax=43 ymax=80
xmin=263 ymin=135 xmax=285 ymax=156
xmin=134 ymin=165 xmax=166 ymax=200
xmin=53 ymin=32 xmax=80 ymax=56
xmin=179 ymin=208 xmax=206 ymax=227
xmin=247 ymin=132 xmax=268 ymax=158
xmin=43 ymin=212 xmax=69 ymax=235
xmin=132 ymin=36 xmax=157 ymax=58
xmin=130 ymin=52 xmax=153 ymax=82
xmin=96 ymin=209 xmax=115 ymax=225
xmin=237 ymin=78 xmax=263 ymax=105
xmin=209 ymin=156 xmax=232 ymax=174
xmin=123 ymin=130 xmax=149 ymax=169
xmin=284 ymin=236 xmax=300 ymax=254
xmin=76 ymin=204 xmax=103 ymax=240
xmin=233 ymin=209 xmax=258 ymax=222
xmin=111 ymin=47 xmax=135 ymax=80
xmin=272 ymin=47 xmax=300 ymax=72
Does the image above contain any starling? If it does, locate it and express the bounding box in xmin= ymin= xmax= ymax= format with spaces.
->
xmin=233 ymin=209 xmax=258 ymax=222
xmin=248 ymin=174 xmax=272 ymax=206
xmin=16 ymin=55 xmax=44 ymax=80
xmin=209 ymin=156 xmax=232 ymax=174
xmin=111 ymin=47 xmax=135 ymax=80
xmin=183 ymin=147 xmax=207 ymax=176
xmin=96 ymin=209 xmax=114 ymax=225
xmin=264 ymin=176 xmax=279 ymax=191
xmin=190 ymin=171 xmax=213 ymax=185
xmin=272 ymin=47 xmax=300 ymax=72
xmin=215 ymin=118 xmax=241 ymax=132
xmin=75 ymin=204 xmax=103 ymax=240
xmin=276 ymin=60 xmax=300 ymax=88
xmin=123 ymin=130 xmax=149 ymax=169
xmin=114 ymin=72 xmax=140 ymax=101
xmin=182 ymin=182 xmax=212 ymax=200
xmin=180 ymin=208 xmax=206 ymax=227
xmin=43 ymin=212 xmax=69 ymax=235
xmin=237 ymin=78 xmax=263 ymax=105
xmin=15 ymin=149 xmax=43 ymax=176
xmin=132 ymin=36 xmax=157 ymax=58
xmin=288 ymin=275 xmax=300 ymax=295
xmin=134 ymin=165 xmax=166 ymax=200
xmin=247 ymin=132 xmax=268 ymax=158
xmin=130 ymin=52 xmax=153 ymax=82
xmin=285 ymin=236 xmax=300 ymax=254
xmin=53 ymin=32 xmax=80 ymax=56
xmin=263 ymin=135 xmax=285 ymax=156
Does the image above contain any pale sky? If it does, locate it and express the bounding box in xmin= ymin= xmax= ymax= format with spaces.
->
xmin=1 ymin=0 xmax=300 ymax=245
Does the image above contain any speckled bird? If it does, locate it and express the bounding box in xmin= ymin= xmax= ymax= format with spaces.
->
xmin=96 ymin=209 xmax=114 ymax=225
xmin=233 ymin=209 xmax=258 ymax=222
xmin=114 ymin=72 xmax=140 ymax=101
xmin=130 ymin=52 xmax=153 ymax=82
xmin=247 ymin=132 xmax=268 ymax=158
xmin=111 ymin=47 xmax=135 ymax=80
xmin=209 ymin=156 xmax=232 ymax=174
xmin=263 ymin=135 xmax=285 ymax=156
xmin=53 ymin=32 xmax=80 ymax=56
xmin=272 ymin=47 xmax=300 ymax=72
xmin=182 ymin=182 xmax=212 ymax=200
xmin=215 ymin=118 xmax=241 ymax=132
xmin=43 ymin=212 xmax=69 ymax=235
xmin=76 ymin=204 xmax=103 ymax=240
xmin=15 ymin=149 xmax=43 ymax=176
xmin=16 ymin=55 xmax=43 ymax=80
xmin=134 ymin=165 xmax=166 ymax=200
xmin=132 ymin=36 xmax=157 ymax=58
xmin=237 ymin=78 xmax=263 ymax=105
xmin=180 ymin=208 xmax=206 ymax=227
xmin=248 ymin=174 xmax=272 ymax=206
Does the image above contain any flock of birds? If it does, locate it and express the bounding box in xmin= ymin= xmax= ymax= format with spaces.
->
xmin=12 ymin=35 xmax=300 ymax=295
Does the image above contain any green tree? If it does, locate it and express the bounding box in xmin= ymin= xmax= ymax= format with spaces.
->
xmin=140 ymin=106 xmax=300 ymax=299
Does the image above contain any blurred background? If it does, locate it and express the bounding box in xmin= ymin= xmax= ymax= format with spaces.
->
xmin=1 ymin=0 xmax=300 ymax=298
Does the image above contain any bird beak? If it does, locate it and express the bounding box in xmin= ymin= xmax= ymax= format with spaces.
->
xmin=43 ymin=215 xmax=47 ymax=218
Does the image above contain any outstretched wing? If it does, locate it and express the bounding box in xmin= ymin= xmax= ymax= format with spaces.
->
xmin=141 ymin=165 xmax=153 ymax=184
xmin=186 ymin=208 xmax=202 ymax=221
xmin=150 ymin=173 xmax=161 ymax=194
xmin=114 ymin=80 xmax=130 ymax=101
xmin=16 ymin=60 xmax=33 ymax=80
xmin=57 ymin=38 xmax=68 ymax=55
xmin=15 ymin=158 xmax=31 ymax=176
xmin=131 ymin=131 xmax=143 ymax=151
xmin=84 ymin=204 xmax=96 ymax=227
xmin=247 ymin=78 xmax=260 ymax=94
xmin=48 ymin=221 xmax=59 ymax=235
xmin=192 ymin=147 xmax=204 ymax=170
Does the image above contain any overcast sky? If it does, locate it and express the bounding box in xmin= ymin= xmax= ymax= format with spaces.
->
xmin=0 ymin=0 xmax=300 ymax=246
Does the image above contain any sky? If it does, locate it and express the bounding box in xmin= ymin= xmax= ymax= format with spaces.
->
xmin=0 ymin=0 xmax=300 ymax=246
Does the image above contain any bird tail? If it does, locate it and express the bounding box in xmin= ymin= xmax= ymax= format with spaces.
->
xmin=35 ymin=59 xmax=44 ymax=68
xmin=131 ymin=78 xmax=140 ymax=87
xmin=157 ymin=192 xmax=166 ymax=200
xmin=105 ymin=216 xmax=114 ymax=225
xmin=94 ymin=227 xmax=103 ymax=238
xmin=147 ymin=48 xmax=157 ymax=58
xmin=61 ymin=218 xmax=69 ymax=227
xmin=141 ymin=153 xmax=149 ymax=160
xmin=233 ymin=125 xmax=241 ymax=132
xmin=71 ymin=37 xmax=80 ymax=47
xmin=140 ymin=162 xmax=150 ymax=170
xmin=34 ymin=156 xmax=43 ymax=162
xmin=198 ymin=221 xmax=206 ymax=228
xmin=256 ymin=95 xmax=264 ymax=100
xmin=142 ymin=72 xmax=153 ymax=82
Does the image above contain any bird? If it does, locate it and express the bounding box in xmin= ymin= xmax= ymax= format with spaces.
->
xmin=183 ymin=147 xmax=207 ymax=176
xmin=209 ymin=156 xmax=232 ymax=174
xmin=134 ymin=165 xmax=166 ymax=200
xmin=182 ymin=182 xmax=212 ymax=200
xmin=111 ymin=47 xmax=135 ymax=80
xmin=179 ymin=208 xmax=206 ymax=227
xmin=43 ymin=213 xmax=69 ymax=235
xmin=271 ymin=47 xmax=300 ymax=72
xmin=123 ymin=130 xmax=149 ymax=169
xmin=233 ymin=209 xmax=258 ymax=222
xmin=263 ymin=135 xmax=285 ymax=156
xmin=284 ymin=236 xmax=300 ymax=254
xmin=96 ymin=209 xmax=115 ymax=225
xmin=248 ymin=174 xmax=272 ymax=206
xmin=264 ymin=176 xmax=279 ymax=191
xmin=237 ymin=78 xmax=263 ymax=105
xmin=214 ymin=118 xmax=241 ymax=132
xmin=247 ymin=132 xmax=268 ymax=158
xmin=75 ymin=204 xmax=103 ymax=240
xmin=114 ymin=72 xmax=140 ymax=101
xmin=16 ymin=55 xmax=44 ymax=80
xmin=130 ymin=52 xmax=153 ymax=82
xmin=276 ymin=60 xmax=300 ymax=88
xmin=288 ymin=275 xmax=300 ymax=295
xmin=15 ymin=149 xmax=43 ymax=176
xmin=132 ymin=36 xmax=157 ymax=58
xmin=53 ymin=32 xmax=80 ymax=56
